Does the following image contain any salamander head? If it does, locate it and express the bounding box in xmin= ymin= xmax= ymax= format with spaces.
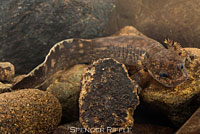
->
xmin=146 ymin=50 xmax=188 ymax=87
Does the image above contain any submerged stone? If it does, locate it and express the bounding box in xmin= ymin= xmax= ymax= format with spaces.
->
xmin=0 ymin=89 xmax=62 ymax=134
xmin=0 ymin=0 xmax=115 ymax=74
xmin=47 ymin=64 xmax=88 ymax=122
xmin=79 ymin=58 xmax=140 ymax=133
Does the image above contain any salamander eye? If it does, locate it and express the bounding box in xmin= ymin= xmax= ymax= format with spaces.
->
xmin=160 ymin=73 xmax=168 ymax=78
xmin=180 ymin=64 xmax=184 ymax=70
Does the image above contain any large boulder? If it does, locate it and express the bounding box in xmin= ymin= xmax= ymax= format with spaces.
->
xmin=0 ymin=0 xmax=115 ymax=74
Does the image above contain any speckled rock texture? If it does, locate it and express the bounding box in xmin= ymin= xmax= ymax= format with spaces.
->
xmin=0 ymin=89 xmax=62 ymax=134
xmin=140 ymin=52 xmax=200 ymax=127
xmin=79 ymin=58 xmax=140 ymax=133
xmin=0 ymin=0 xmax=115 ymax=74
xmin=0 ymin=62 xmax=15 ymax=82
xmin=106 ymin=0 xmax=200 ymax=48
xmin=47 ymin=64 xmax=88 ymax=122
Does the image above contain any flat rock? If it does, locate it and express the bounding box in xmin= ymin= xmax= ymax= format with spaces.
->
xmin=140 ymin=53 xmax=200 ymax=127
xmin=0 ymin=62 xmax=15 ymax=82
xmin=0 ymin=89 xmax=62 ymax=134
xmin=47 ymin=64 xmax=88 ymax=122
xmin=79 ymin=58 xmax=140 ymax=133
xmin=0 ymin=0 xmax=115 ymax=74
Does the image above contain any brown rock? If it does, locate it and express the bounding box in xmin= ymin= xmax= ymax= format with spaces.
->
xmin=0 ymin=62 xmax=15 ymax=82
xmin=176 ymin=107 xmax=200 ymax=134
xmin=0 ymin=0 xmax=115 ymax=74
xmin=47 ymin=64 xmax=88 ymax=122
xmin=79 ymin=58 xmax=140 ymax=133
xmin=140 ymin=55 xmax=200 ymax=127
xmin=0 ymin=89 xmax=62 ymax=134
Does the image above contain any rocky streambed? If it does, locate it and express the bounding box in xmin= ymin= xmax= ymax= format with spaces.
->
xmin=0 ymin=26 xmax=199 ymax=134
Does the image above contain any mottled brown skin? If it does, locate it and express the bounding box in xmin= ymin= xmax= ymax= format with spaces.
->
xmin=12 ymin=35 xmax=188 ymax=89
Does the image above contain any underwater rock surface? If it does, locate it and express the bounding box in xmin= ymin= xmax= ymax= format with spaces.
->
xmin=79 ymin=58 xmax=140 ymax=131
xmin=0 ymin=89 xmax=62 ymax=134
xmin=47 ymin=64 xmax=88 ymax=122
xmin=0 ymin=0 xmax=115 ymax=74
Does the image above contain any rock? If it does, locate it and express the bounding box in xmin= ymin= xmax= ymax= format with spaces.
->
xmin=47 ymin=64 xmax=88 ymax=122
xmin=140 ymin=55 xmax=200 ymax=127
xmin=53 ymin=121 xmax=83 ymax=134
xmin=0 ymin=0 xmax=115 ymax=74
xmin=79 ymin=58 xmax=140 ymax=132
xmin=176 ymin=107 xmax=200 ymax=134
xmin=106 ymin=0 xmax=200 ymax=48
xmin=0 ymin=82 xmax=12 ymax=94
xmin=0 ymin=62 xmax=15 ymax=82
xmin=0 ymin=89 xmax=62 ymax=134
